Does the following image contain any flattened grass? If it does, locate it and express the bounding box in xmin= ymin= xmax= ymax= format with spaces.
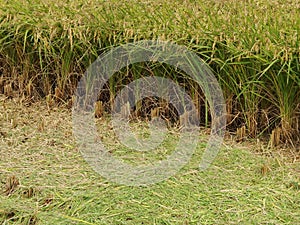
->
xmin=0 ymin=95 xmax=299 ymax=224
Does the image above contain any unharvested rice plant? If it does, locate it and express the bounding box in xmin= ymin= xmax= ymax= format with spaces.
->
xmin=1 ymin=0 xmax=299 ymax=146
xmin=1 ymin=0 xmax=300 ymax=145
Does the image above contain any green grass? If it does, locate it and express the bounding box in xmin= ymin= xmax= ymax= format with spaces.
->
xmin=0 ymin=96 xmax=299 ymax=224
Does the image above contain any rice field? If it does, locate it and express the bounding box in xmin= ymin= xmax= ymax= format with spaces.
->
xmin=0 ymin=1 xmax=299 ymax=144
xmin=0 ymin=1 xmax=300 ymax=223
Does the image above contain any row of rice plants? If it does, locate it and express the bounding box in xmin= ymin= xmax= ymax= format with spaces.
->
xmin=0 ymin=0 xmax=299 ymax=146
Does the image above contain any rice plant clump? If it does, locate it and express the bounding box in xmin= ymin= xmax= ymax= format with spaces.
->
xmin=0 ymin=0 xmax=299 ymax=146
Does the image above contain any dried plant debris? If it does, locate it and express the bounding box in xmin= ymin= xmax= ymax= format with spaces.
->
xmin=287 ymin=181 xmax=300 ymax=190
xmin=22 ymin=186 xmax=35 ymax=198
xmin=0 ymin=208 xmax=17 ymax=220
xmin=3 ymin=175 xmax=19 ymax=196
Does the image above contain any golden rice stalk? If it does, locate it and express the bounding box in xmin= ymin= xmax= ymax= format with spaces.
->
xmin=269 ymin=127 xmax=281 ymax=148
xmin=94 ymin=101 xmax=103 ymax=118
xmin=236 ymin=125 xmax=246 ymax=142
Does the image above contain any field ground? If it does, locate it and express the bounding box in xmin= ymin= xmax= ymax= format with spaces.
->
xmin=0 ymin=95 xmax=299 ymax=224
